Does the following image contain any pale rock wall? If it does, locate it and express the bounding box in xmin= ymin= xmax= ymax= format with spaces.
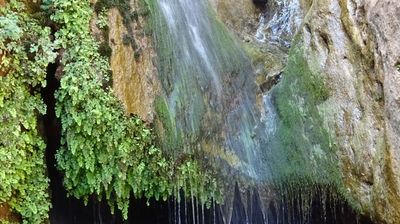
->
xmin=107 ymin=7 xmax=160 ymax=122
xmin=298 ymin=0 xmax=400 ymax=222
xmin=210 ymin=0 xmax=400 ymax=223
xmin=91 ymin=0 xmax=161 ymax=123
xmin=208 ymin=0 xmax=260 ymax=40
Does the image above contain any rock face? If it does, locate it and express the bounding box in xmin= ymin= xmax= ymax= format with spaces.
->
xmin=208 ymin=0 xmax=259 ymax=40
xmin=294 ymin=0 xmax=400 ymax=222
xmin=91 ymin=0 xmax=161 ymax=123
xmin=107 ymin=7 xmax=160 ymax=122
xmin=211 ymin=0 xmax=400 ymax=223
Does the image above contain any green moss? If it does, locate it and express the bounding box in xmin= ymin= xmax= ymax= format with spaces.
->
xmin=154 ymin=96 xmax=177 ymax=151
xmin=0 ymin=220 xmax=19 ymax=224
xmin=269 ymin=41 xmax=339 ymax=187
xmin=264 ymin=39 xmax=367 ymax=214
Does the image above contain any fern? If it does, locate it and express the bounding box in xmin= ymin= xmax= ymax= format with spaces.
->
xmin=0 ymin=1 xmax=56 ymax=223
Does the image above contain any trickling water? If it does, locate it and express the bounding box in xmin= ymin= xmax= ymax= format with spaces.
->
xmin=153 ymin=0 xmax=268 ymax=180
xmin=159 ymin=0 xmax=222 ymax=95
xmin=36 ymin=0 xmax=377 ymax=223
xmin=255 ymin=0 xmax=302 ymax=47
xmin=149 ymin=0 xmax=377 ymax=224
xmin=262 ymin=93 xmax=278 ymax=138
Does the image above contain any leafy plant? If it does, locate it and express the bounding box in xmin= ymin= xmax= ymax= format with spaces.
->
xmin=51 ymin=0 xmax=221 ymax=219
xmin=96 ymin=8 xmax=108 ymax=29
xmin=0 ymin=1 xmax=56 ymax=223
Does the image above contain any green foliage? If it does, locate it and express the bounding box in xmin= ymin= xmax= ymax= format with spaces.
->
xmin=51 ymin=0 xmax=221 ymax=219
xmin=0 ymin=1 xmax=56 ymax=223
xmin=270 ymin=42 xmax=338 ymax=185
xmin=95 ymin=8 xmax=108 ymax=29
xmin=0 ymin=220 xmax=19 ymax=224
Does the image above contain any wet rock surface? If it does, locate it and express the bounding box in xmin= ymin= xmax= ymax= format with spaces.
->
xmin=295 ymin=0 xmax=400 ymax=222
xmin=208 ymin=0 xmax=260 ymax=40
xmin=211 ymin=0 xmax=400 ymax=223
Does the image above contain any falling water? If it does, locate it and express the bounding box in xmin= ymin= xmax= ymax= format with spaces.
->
xmin=148 ymin=0 xmax=376 ymax=223
xmin=255 ymin=0 xmax=302 ymax=47
xmin=33 ymin=0 xmax=378 ymax=222
xmin=158 ymin=0 xmax=222 ymax=95
xmin=152 ymin=0 xmax=269 ymax=180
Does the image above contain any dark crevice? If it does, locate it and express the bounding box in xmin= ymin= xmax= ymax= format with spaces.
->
xmin=252 ymin=0 xmax=268 ymax=11
xmin=259 ymin=71 xmax=283 ymax=93
xmin=395 ymin=61 xmax=400 ymax=72
xmin=41 ymin=63 xmax=122 ymax=223
xmin=230 ymin=186 xmax=375 ymax=224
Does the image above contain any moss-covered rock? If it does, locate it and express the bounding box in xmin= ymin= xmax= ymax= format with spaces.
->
xmin=268 ymin=0 xmax=400 ymax=222
xmin=268 ymin=40 xmax=340 ymax=187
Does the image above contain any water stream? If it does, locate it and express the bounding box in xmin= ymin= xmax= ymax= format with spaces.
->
xmin=255 ymin=0 xmax=302 ymax=47
xmin=149 ymin=0 xmax=375 ymax=223
xmin=152 ymin=0 xmax=268 ymax=180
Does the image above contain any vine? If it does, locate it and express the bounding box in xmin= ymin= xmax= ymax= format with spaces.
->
xmin=0 ymin=1 xmax=56 ymax=223
xmin=50 ymin=0 xmax=221 ymax=219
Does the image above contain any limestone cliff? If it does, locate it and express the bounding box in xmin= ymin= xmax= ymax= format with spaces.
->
xmin=91 ymin=0 xmax=161 ymax=123
xmin=296 ymin=0 xmax=400 ymax=222
xmin=214 ymin=0 xmax=400 ymax=223
xmin=106 ymin=6 xmax=160 ymax=123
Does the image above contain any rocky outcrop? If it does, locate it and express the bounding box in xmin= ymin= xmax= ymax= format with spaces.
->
xmin=89 ymin=0 xmax=400 ymax=222
xmin=292 ymin=0 xmax=400 ymax=222
xmin=208 ymin=0 xmax=260 ymax=40
xmin=91 ymin=0 xmax=161 ymax=123
xmin=107 ymin=7 xmax=160 ymax=122
xmin=211 ymin=0 xmax=400 ymax=223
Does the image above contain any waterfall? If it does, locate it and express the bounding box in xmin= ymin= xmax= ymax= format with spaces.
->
xmin=158 ymin=0 xmax=222 ymax=95
xmin=255 ymin=0 xmax=302 ymax=47
xmin=152 ymin=0 xmax=269 ymax=181
xmin=148 ymin=0 xmax=373 ymax=223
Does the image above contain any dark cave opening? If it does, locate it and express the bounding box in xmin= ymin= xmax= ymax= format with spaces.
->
xmin=40 ymin=63 xmax=126 ymax=224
